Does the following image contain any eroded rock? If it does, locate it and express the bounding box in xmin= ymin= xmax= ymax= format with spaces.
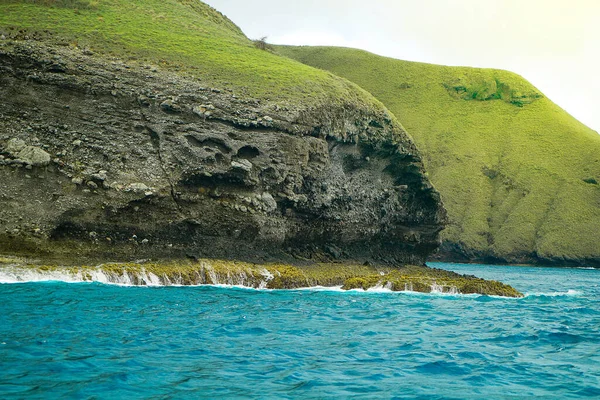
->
xmin=0 ymin=41 xmax=446 ymax=266
xmin=4 ymin=138 xmax=51 ymax=166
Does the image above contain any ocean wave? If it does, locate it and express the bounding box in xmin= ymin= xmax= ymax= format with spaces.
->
xmin=0 ymin=267 xmax=524 ymax=298
xmin=524 ymin=290 xmax=582 ymax=297
xmin=0 ymin=276 xmax=515 ymax=299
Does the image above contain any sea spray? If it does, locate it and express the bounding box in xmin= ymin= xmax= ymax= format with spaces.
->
xmin=0 ymin=259 xmax=523 ymax=297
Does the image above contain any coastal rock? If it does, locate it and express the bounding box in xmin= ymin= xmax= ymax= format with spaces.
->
xmin=160 ymin=99 xmax=182 ymax=113
xmin=4 ymin=138 xmax=51 ymax=166
xmin=6 ymin=138 xmax=26 ymax=153
xmin=231 ymin=159 xmax=252 ymax=172
xmin=125 ymin=183 xmax=151 ymax=193
xmin=0 ymin=258 xmax=523 ymax=297
xmin=0 ymin=41 xmax=446 ymax=265
xmin=192 ymin=104 xmax=215 ymax=119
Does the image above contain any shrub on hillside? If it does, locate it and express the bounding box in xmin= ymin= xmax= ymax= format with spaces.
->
xmin=254 ymin=36 xmax=273 ymax=51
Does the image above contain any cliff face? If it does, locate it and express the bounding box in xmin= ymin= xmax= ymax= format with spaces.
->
xmin=0 ymin=41 xmax=445 ymax=265
xmin=279 ymin=46 xmax=600 ymax=267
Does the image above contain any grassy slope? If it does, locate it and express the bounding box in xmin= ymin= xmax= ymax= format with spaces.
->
xmin=278 ymin=46 xmax=600 ymax=263
xmin=0 ymin=0 xmax=390 ymax=115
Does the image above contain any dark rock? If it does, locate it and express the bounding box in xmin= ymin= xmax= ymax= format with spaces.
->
xmin=4 ymin=138 xmax=51 ymax=166
xmin=325 ymin=244 xmax=343 ymax=259
xmin=160 ymin=99 xmax=181 ymax=113
xmin=0 ymin=41 xmax=446 ymax=266
xmin=138 ymin=95 xmax=151 ymax=107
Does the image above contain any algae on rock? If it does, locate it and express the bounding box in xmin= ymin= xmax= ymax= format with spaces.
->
xmin=0 ymin=257 xmax=523 ymax=297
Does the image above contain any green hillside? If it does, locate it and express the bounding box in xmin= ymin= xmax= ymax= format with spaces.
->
xmin=0 ymin=0 xmax=392 ymax=116
xmin=279 ymin=46 xmax=600 ymax=265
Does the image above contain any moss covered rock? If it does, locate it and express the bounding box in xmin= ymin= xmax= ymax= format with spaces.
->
xmin=0 ymin=257 xmax=523 ymax=297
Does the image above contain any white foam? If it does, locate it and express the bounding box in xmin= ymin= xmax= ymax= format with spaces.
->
xmin=430 ymin=282 xmax=459 ymax=295
xmin=0 ymin=266 xmax=163 ymax=287
xmin=295 ymin=285 xmax=344 ymax=291
xmin=0 ymin=267 xmax=83 ymax=284
xmin=524 ymin=289 xmax=582 ymax=297
xmin=0 ymin=267 xmax=519 ymax=298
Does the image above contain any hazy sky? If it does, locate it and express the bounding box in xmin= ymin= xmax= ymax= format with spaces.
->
xmin=204 ymin=0 xmax=599 ymax=133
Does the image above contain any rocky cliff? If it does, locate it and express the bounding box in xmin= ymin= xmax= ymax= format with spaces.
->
xmin=0 ymin=40 xmax=445 ymax=265
xmin=279 ymin=45 xmax=600 ymax=267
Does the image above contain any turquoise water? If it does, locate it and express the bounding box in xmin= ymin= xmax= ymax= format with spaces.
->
xmin=1 ymin=263 xmax=599 ymax=399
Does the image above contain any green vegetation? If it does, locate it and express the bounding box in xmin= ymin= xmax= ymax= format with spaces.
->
xmin=0 ymin=0 xmax=389 ymax=113
xmin=4 ymin=0 xmax=596 ymax=265
xmin=0 ymin=257 xmax=523 ymax=297
xmin=278 ymin=46 xmax=600 ymax=264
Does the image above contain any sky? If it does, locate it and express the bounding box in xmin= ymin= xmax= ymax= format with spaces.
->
xmin=204 ymin=0 xmax=599 ymax=134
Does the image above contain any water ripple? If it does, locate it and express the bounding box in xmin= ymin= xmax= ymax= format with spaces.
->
xmin=0 ymin=264 xmax=599 ymax=398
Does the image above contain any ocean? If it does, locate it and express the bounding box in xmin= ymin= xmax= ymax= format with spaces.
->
xmin=1 ymin=262 xmax=599 ymax=399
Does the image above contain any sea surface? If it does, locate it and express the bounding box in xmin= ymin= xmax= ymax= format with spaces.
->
xmin=1 ymin=262 xmax=599 ymax=399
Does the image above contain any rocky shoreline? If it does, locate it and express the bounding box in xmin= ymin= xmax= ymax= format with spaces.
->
xmin=431 ymin=244 xmax=600 ymax=269
xmin=0 ymin=256 xmax=523 ymax=297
